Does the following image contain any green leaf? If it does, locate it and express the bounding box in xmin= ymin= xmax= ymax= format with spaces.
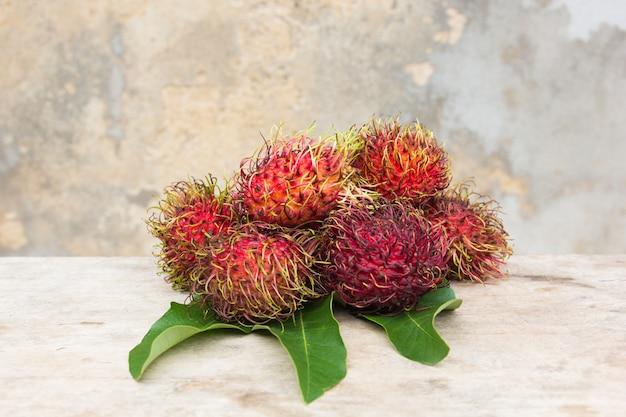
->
xmin=418 ymin=285 xmax=459 ymax=309
xmin=128 ymin=302 xmax=252 ymax=380
xmin=253 ymin=294 xmax=347 ymax=404
xmin=361 ymin=286 xmax=462 ymax=365
xmin=129 ymin=296 xmax=347 ymax=404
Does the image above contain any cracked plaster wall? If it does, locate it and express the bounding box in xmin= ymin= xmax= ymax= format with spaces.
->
xmin=1 ymin=0 xmax=625 ymax=255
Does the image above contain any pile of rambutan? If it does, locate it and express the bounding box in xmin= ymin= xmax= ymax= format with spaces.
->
xmin=147 ymin=116 xmax=513 ymax=324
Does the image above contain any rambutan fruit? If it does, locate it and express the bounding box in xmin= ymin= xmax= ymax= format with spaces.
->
xmin=191 ymin=223 xmax=326 ymax=324
xmin=422 ymin=183 xmax=513 ymax=283
xmin=353 ymin=116 xmax=451 ymax=202
xmin=147 ymin=176 xmax=234 ymax=291
xmin=234 ymin=126 xmax=358 ymax=228
xmin=320 ymin=198 xmax=449 ymax=315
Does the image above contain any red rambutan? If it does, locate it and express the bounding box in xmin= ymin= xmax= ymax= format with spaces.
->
xmin=147 ymin=176 xmax=234 ymax=291
xmin=320 ymin=198 xmax=449 ymax=315
xmin=422 ymin=183 xmax=513 ymax=283
xmin=191 ymin=223 xmax=326 ymax=324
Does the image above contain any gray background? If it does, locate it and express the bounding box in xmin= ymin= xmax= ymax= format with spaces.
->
xmin=1 ymin=0 xmax=625 ymax=256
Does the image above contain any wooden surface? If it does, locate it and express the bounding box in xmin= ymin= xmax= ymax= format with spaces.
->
xmin=0 ymin=255 xmax=625 ymax=416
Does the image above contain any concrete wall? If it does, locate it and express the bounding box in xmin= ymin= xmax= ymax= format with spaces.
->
xmin=1 ymin=0 xmax=625 ymax=256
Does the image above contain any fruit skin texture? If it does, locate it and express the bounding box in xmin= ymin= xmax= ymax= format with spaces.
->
xmin=191 ymin=223 xmax=325 ymax=324
xmin=235 ymin=127 xmax=357 ymax=228
xmin=320 ymin=198 xmax=449 ymax=315
xmin=354 ymin=117 xmax=451 ymax=202
xmin=147 ymin=177 xmax=234 ymax=291
xmin=422 ymin=184 xmax=513 ymax=283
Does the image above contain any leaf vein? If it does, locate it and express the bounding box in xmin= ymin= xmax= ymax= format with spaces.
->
xmin=406 ymin=311 xmax=437 ymax=341
xmin=299 ymin=310 xmax=312 ymax=392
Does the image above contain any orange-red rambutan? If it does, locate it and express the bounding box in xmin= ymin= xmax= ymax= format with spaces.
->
xmin=353 ymin=117 xmax=451 ymax=202
xmin=235 ymin=127 xmax=358 ymax=228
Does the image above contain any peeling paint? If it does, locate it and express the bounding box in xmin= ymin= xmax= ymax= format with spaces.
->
xmin=485 ymin=166 xmax=529 ymax=197
xmin=548 ymin=0 xmax=626 ymax=41
xmin=404 ymin=62 xmax=434 ymax=86
xmin=434 ymin=7 xmax=467 ymax=45
xmin=448 ymin=134 xmax=534 ymax=217
xmin=0 ymin=212 xmax=28 ymax=251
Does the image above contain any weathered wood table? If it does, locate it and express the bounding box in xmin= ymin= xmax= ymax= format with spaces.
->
xmin=1 ymin=255 xmax=624 ymax=416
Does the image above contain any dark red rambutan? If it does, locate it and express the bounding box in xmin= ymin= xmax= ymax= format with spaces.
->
xmin=353 ymin=116 xmax=451 ymax=202
xmin=190 ymin=223 xmax=326 ymax=324
xmin=422 ymin=184 xmax=513 ymax=283
xmin=320 ymin=198 xmax=449 ymax=315
xmin=147 ymin=176 xmax=234 ymax=291
xmin=234 ymin=127 xmax=358 ymax=228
